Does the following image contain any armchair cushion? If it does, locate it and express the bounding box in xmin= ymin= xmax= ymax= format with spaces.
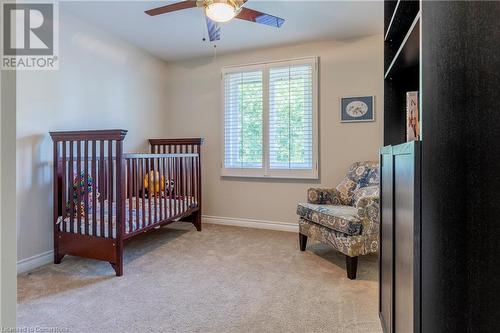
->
xmin=296 ymin=203 xmax=363 ymax=236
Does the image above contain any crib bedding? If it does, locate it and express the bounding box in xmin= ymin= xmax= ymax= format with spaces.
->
xmin=57 ymin=197 xmax=197 ymax=238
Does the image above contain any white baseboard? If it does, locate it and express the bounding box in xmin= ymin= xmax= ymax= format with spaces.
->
xmin=203 ymin=215 xmax=298 ymax=233
xmin=17 ymin=250 xmax=53 ymax=275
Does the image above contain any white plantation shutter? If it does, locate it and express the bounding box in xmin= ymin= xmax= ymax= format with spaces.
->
xmin=224 ymin=70 xmax=263 ymax=169
xmin=269 ymin=64 xmax=313 ymax=170
xmin=222 ymin=57 xmax=318 ymax=178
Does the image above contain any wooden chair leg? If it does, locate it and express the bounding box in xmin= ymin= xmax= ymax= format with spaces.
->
xmin=299 ymin=233 xmax=308 ymax=251
xmin=346 ymin=255 xmax=358 ymax=280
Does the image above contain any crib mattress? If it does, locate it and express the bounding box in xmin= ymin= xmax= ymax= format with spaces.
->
xmin=57 ymin=197 xmax=197 ymax=238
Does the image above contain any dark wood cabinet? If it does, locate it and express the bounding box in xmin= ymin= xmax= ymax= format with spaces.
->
xmin=382 ymin=0 xmax=500 ymax=331
xmin=379 ymin=148 xmax=393 ymax=333
xmin=380 ymin=142 xmax=421 ymax=333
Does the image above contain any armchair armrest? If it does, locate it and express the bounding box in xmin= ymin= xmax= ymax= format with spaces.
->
xmin=307 ymin=188 xmax=342 ymax=205
xmin=355 ymin=189 xmax=379 ymax=235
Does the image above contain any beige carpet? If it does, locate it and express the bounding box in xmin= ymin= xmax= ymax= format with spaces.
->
xmin=18 ymin=223 xmax=381 ymax=333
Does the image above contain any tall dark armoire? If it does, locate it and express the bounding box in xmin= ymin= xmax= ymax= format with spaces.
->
xmin=381 ymin=1 xmax=500 ymax=332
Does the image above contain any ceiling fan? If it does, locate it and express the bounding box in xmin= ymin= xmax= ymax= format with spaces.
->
xmin=145 ymin=0 xmax=285 ymax=42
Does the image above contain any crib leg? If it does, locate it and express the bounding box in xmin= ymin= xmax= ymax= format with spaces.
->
xmin=54 ymin=252 xmax=65 ymax=264
xmin=54 ymin=232 xmax=64 ymax=264
xmin=193 ymin=210 xmax=202 ymax=232
xmin=111 ymin=243 xmax=123 ymax=276
xmin=110 ymin=262 xmax=123 ymax=276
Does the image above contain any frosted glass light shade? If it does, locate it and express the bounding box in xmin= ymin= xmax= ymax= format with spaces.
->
xmin=205 ymin=3 xmax=236 ymax=23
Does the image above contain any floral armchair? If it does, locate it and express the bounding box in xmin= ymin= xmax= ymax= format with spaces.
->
xmin=296 ymin=161 xmax=379 ymax=279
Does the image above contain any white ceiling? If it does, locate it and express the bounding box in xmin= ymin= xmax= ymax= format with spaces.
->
xmin=63 ymin=1 xmax=383 ymax=62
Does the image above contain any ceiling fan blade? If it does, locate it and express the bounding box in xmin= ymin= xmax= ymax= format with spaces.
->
xmin=206 ymin=17 xmax=221 ymax=42
xmin=145 ymin=1 xmax=197 ymax=16
xmin=236 ymin=7 xmax=285 ymax=28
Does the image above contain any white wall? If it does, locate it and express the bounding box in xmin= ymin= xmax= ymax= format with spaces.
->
xmin=165 ymin=36 xmax=383 ymax=225
xmin=16 ymin=8 xmax=170 ymax=264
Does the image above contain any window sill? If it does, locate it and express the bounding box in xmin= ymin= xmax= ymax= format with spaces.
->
xmin=221 ymin=169 xmax=319 ymax=180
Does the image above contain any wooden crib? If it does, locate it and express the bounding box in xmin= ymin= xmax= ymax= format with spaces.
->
xmin=50 ymin=130 xmax=203 ymax=276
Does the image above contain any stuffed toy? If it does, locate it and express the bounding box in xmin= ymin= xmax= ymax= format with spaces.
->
xmin=143 ymin=171 xmax=174 ymax=198
xmin=66 ymin=171 xmax=98 ymax=218
xmin=144 ymin=171 xmax=165 ymax=195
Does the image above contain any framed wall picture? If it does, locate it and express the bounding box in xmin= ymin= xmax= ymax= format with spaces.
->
xmin=340 ymin=96 xmax=375 ymax=122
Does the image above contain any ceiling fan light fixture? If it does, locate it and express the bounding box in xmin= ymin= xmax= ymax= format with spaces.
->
xmin=205 ymin=1 xmax=237 ymax=23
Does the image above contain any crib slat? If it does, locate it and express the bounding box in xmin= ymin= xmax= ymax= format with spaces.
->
xmin=138 ymin=158 xmax=142 ymax=230
xmin=193 ymin=146 xmax=197 ymax=203
xmin=159 ymin=157 xmax=163 ymax=221
xmin=76 ymin=141 xmax=82 ymax=234
xmin=69 ymin=141 xmax=75 ymax=233
xmin=92 ymin=141 xmax=97 ymax=237
xmin=153 ymin=157 xmax=158 ymax=223
xmin=135 ymin=158 xmax=140 ymax=230
xmin=173 ymin=157 xmax=177 ymax=217
xmin=178 ymin=145 xmax=183 ymax=199
xmin=190 ymin=156 xmax=195 ymax=208
xmin=197 ymin=147 xmax=201 ymax=209
xmin=167 ymin=157 xmax=172 ymax=218
xmin=179 ymin=154 xmax=186 ymax=214
xmin=61 ymin=141 xmax=67 ymax=232
xmin=179 ymin=155 xmax=182 ymax=215
xmin=191 ymin=156 xmax=194 ymax=209
xmin=172 ymin=145 xmax=176 ymax=217
xmin=189 ymin=145 xmax=194 ymax=208
xmin=174 ymin=157 xmax=178 ymax=217
xmin=167 ymin=146 xmax=172 ymax=218
xmin=100 ymin=141 xmax=105 ymax=237
xmin=187 ymin=156 xmax=190 ymax=209
xmin=193 ymin=154 xmax=196 ymax=208
xmin=84 ymin=140 xmax=89 ymax=235
xmin=187 ymin=156 xmax=190 ymax=211
xmin=178 ymin=156 xmax=182 ymax=215
xmin=108 ymin=140 xmax=113 ymax=238
xmin=194 ymin=155 xmax=198 ymax=207
xmin=162 ymin=154 xmax=170 ymax=220
xmin=186 ymin=156 xmax=189 ymax=213
xmin=147 ymin=158 xmax=152 ymax=226
xmin=141 ymin=159 xmax=146 ymax=229
xmin=181 ymin=157 xmax=186 ymax=214
xmin=183 ymin=146 xmax=187 ymax=201
xmin=128 ymin=159 xmax=133 ymax=234
xmin=198 ymin=154 xmax=201 ymax=207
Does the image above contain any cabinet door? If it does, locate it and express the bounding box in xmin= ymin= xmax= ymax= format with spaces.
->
xmin=380 ymin=147 xmax=394 ymax=333
xmin=393 ymin=142 xmax=421 ymax=333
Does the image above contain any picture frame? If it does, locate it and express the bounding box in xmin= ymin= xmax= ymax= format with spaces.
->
xmin=340 ymin=96 xmax=375 ymax=122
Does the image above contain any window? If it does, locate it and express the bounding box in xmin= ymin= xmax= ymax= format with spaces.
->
xmin=222 ymin=57 xmax=318 ymax=179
